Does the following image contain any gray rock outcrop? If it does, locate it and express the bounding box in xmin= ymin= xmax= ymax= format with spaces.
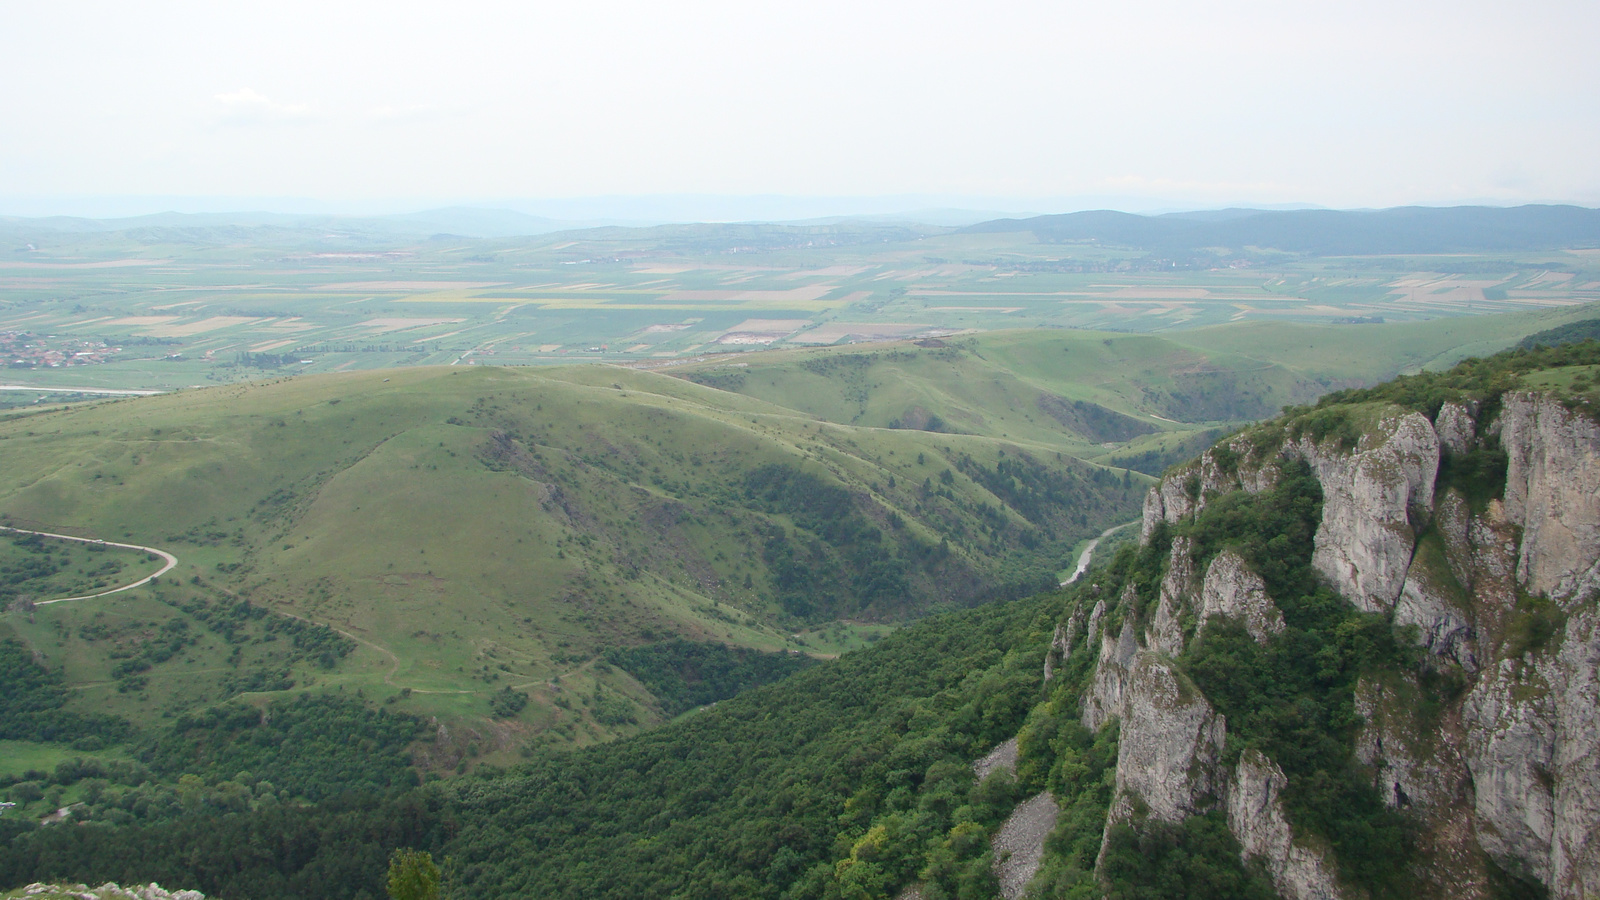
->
xmin=1464 ymin=656 xmax=1558 ymax=884
xmin=1435 ymin=401 xmax=1480 ymax=455
xmin=1102 ymin=653 xmax=1226 ymax=827
xmin=1146 ymin=536 xmax=1195 ymax=656
xmin=1142 ymin=475 xmax=1196 ymax=543
xmin=1082 ymin=602 xmax=1139 ymax=733
xmin=1394 ymin=535 xmax=1479 ymax=671
xmin=1298 ymin=411 xmax=1440 ymax=614
xmin=1227 ymin=750 xmax=1343 ymax=900
xmin=1088 ymin=390 xmax=1600 ymax=897
xmin=1198 ymin=550 xmax=1285 ymax=642
xmin=1499 ymin=391 xmax=1600 ymax=606
xmin=1549 ymin=606 xmax=1600 ymax=898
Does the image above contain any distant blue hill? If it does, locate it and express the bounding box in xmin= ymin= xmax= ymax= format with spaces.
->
xmin=963 ymin=205 xmax=1600 ymax=255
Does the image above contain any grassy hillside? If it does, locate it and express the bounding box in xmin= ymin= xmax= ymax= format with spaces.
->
xmin=672 ymin=332 xmax=1308 ymax=477
xmin=670 ymin=305 xmax=1600 ymax=470
xmin=0 ymin=362 xmax=1146 ymax=764
xmin=1168 ymin=301 xmax=1600 ymax=381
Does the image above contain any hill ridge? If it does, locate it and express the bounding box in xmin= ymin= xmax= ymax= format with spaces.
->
xmin=963 ymin=203 xmax=1600 ymax=254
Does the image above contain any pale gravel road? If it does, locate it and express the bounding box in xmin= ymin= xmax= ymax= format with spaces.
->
xmin=1 ymin=525 xmax=177 ymax=605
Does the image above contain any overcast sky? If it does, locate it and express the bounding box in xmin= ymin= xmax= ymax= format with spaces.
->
xmin=4 ymin=0 xmax=1598 ymax=218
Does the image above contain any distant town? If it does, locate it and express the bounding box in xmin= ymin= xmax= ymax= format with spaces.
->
xmin=1 ymin=331 xmax=119 ymax=368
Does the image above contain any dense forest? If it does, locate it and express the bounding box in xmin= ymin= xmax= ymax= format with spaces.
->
xmin=0 ymin=638 xmax=131 ymax=746
xmin=0 ymin=593 xmax=1062 ymax=899
xmin=603 ymin=639 xmax=816 ymax=717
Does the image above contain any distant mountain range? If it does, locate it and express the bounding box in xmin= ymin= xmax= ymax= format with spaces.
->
xmin=963 ymin=204 xmax=1600 ymax=255
xmin=4 ymin=203 xmax=1598 ymax=254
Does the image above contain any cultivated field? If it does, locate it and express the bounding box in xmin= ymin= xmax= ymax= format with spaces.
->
xmin=3 ymin=220 xmax=1597 ymax=396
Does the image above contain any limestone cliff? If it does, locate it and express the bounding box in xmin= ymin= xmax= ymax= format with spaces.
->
xmin=1198 ymin=550 xmax=1285 ymax=643
xmin=1227 ymin=750 xmax=1342 ymax=900
xmin=1100 ymin=653 xmax=1226 ymax=829
xmin=1500 ymin=391 xmax=1600 ymax=607
xmin=1059 ymin=385 xmax=1600 ymax=899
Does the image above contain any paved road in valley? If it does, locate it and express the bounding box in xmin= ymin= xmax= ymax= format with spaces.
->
xmin=1061 ymin=520 xmax=1137 ymax=586
xmin=0 ymin=385 xmax=164 ymax=396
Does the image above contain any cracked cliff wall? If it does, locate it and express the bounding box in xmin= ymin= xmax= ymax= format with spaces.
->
xmin=1071 ymin=390 xmax=1600 ymax=899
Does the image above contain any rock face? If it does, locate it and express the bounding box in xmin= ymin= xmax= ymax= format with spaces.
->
xmin=1435 ymin=401 xmax=1480 ymax=455
xmin=1499 ymin=392 xmax=1600 ymax=607
xmin=1353 ymin=674 xmax=1469 ymax=813
xmin=1393 ymin=533 xmax=1479 ymax=672
xmin=1146 ymin=537 xmax=1196 ymax=656
xmin=1299 ymin=411 xmax=1440 ymax=614
xmin=1198 ymin=550 xmax=1285 ymax=643
xmin=1068 ymin=391 xmax=1600 ymax=899
xmin=1463 ymin=657 xmax=1558 ymax=884
xmin=1082 ymin=607 xmax=1140 ymax=733
xmin=1227 ymin=750 xmax=1343 ymax=900
xmin=1043 ymin=610 xmax=1083 ymax=683
xmin=1141 ymin=475 xmax=1196 ymax=543
xmin=1550 ymin=607 xmax=1600 ymax=899
xmin=1102 ymin=653 xmax=1226 ymax=828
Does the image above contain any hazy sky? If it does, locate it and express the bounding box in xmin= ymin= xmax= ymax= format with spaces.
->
xmin=4 ymin=0 xmax=1598 ymax=217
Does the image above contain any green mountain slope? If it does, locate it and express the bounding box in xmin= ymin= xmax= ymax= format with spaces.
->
xmin=0 ymin=587 xmax=1059 ymax=900
xmin=670 ymin=306 xmax=1600 ymax=474
xmin=0 ymin=363 xmax=1145 ymax=761
xmin=679 ymin=306 xmax=1600 ymax=435
xmin=676 ymin=331 xmax=1307 ymax=440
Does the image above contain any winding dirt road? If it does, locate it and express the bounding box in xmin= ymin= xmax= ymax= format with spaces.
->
xmin=1 ymin=526 xmax=484 ymax=697
xmin=1 ymin=525 xmax=178 ymax=605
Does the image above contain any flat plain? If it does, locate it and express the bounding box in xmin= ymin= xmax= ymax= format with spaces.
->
xmin=3 ymin=218 xmax=1597 ymax=396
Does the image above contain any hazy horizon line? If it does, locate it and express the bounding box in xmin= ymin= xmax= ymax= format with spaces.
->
xmin=5 ymin=193 xmax=1595 ymax=226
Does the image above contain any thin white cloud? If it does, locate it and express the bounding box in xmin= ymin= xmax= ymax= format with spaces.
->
xmin=213 ymin=88 xmax=313 ymax=123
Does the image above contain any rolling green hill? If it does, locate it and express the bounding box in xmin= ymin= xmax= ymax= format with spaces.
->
xmin=0 ymin=362 xmax=1148 ymax=765
xmin=673 ymin=332 xmax=1308 ymax=476
xmin=670 ymin=305 xmax=1600 ymax=471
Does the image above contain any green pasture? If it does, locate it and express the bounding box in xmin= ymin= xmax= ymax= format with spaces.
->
xmin=0 ymin=739 xmax=130 ymax=780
